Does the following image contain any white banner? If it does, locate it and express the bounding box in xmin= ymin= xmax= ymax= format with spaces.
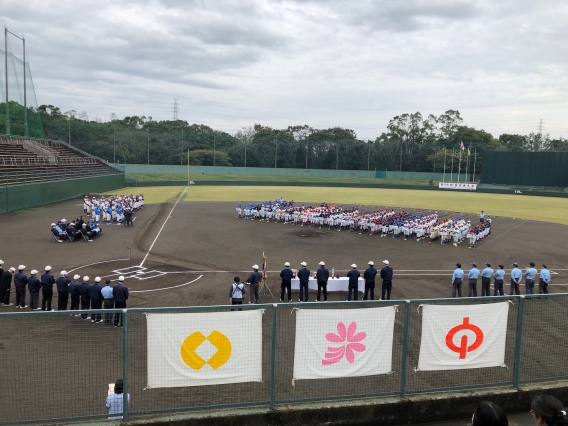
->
xmin=417 ymin=302 xmax=509 ymax=371
xmin=147 ymin=310 xmax=262 ymax=388
xmin=439 ymin=182 xmax=477 ymax=190
xmin=293 ymin=307 xmax=396 ymax=381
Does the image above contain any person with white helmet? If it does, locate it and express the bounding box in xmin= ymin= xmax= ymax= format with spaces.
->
xmin=112 ymin=276 xmax=129 ymax=327
xmin=380 ymin=260 xmax=394 ymax=300
xmin=28 ymin=269 xmax=42 ymax=310
xmin=363 ymin=261 xmax=378 ymax=300
xmin=56 ymin=271 xmax=71 ymax=310
xmin=316 ymin=261 xmax=329 ymax=302
xmin=41 ymin=266 xmax=56 ymax=311
xmin=68 ymin=275 xmax=81 ymax=314
xmin=0 ymin=264 xmax=14 ymax=306
xmin=245 ymin=266 xmax=262 ymax=304
xmin=89 ymin=277 xmax=104 ymax=323
xmin=14 ymin=265 xmax=28 ymax=309
xmin=347 ymin=264 xmax=360 ymax=301
xmin=279 ymin=262 xmax=294 ymax=302
xmin=79 ymin=276 xmax=91 ymax=320
xmin=297 ymin=261 xmax=311 ymax=302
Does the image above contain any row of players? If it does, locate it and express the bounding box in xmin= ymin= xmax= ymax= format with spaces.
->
xmin=82 ymin=194 xmax=144 ymax=226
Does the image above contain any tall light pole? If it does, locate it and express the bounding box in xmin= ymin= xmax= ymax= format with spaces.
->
xmin=113 ymin=128 xmax=116 ymax=163
xmin=146 ymin=128 xmax=150 ymax=165
xmin=22 ymin=36 xmax=26 ymax=136
xmin=213 ymin=132 xmax=216 ymax=167
xmin=4 ymin=26 xmax=9 ymax=135
xmin=367 ymin=139 xmax=371 ymax=171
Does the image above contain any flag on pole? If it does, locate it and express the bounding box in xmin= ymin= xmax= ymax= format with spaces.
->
xmin=460 ymin=142 xmax=465 ymax=151
xmin=467 ymin=147 xmax=471 ymax=156
xmin=260 ymin=253 xmax=267 ymax=286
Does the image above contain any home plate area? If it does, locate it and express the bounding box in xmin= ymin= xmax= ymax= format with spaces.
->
xmin=113 ymin=266 xmax=167 ymax=281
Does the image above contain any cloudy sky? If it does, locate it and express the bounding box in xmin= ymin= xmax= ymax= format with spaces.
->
xmin=2 ymin=0 xmax=567 ymax=138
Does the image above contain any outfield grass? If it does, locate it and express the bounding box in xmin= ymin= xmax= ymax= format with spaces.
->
xmin=108 ymin=185 xmax=568 ymax=225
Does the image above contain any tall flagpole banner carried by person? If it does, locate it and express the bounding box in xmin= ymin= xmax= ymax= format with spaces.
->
xmin=260 ymin=252 xmax=274 ymax=298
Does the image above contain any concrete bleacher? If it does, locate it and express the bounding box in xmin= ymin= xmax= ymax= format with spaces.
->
xmin=0 ymin=136 xmax=122 ymax=185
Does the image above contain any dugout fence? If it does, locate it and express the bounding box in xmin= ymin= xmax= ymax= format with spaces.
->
xmin=0 ymin=294 xmax=567 ymax=424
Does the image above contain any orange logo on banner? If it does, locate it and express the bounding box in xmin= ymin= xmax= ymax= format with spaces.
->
xmin=445 ymin=317 xmax=484 ymax=359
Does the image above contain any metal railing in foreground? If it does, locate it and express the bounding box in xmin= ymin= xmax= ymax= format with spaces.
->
xmin=0 ymin=294 xmax=567 ymax=424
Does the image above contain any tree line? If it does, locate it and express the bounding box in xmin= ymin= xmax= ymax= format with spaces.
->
xmin=31 ymin=105 xmax=568 ymax=172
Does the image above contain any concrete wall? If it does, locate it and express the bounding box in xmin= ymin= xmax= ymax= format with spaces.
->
xmin=0 ymin=174 xmax=125 ymax=213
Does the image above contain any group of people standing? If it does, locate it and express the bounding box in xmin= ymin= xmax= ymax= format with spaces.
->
xmin=0 ymin=262 xmax=129 ymax=326
xmin=451 ymin=261 xmax=552 ymax=297
xmin=83 ymin=194 xmax=143 ymax=227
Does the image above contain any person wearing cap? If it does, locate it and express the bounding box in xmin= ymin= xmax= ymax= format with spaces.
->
xmin=479 ymin=211 xmax=485 ymax=223
xmin=56 ymin=271 xmax=71 ymax=310
xmin=539 ymin=264 xmax=551 ymax=294
xmin=40 ymin=266 xmax=56 ymax=311
xmin=246 ymin=265 xmax=262 ymax=304
xmin=452 ymin=263 xmax=465 ymax=298
xmin=113 ymin=276 xmax=129 ymax=327
xmin=79 ymin=277 xmax=91 ymax=320
xmin=363 ymin=261 xmax=378 ymax=300
xmin=380 ymin=260 xmax=394 ymax=300
xmin=525 ymin=262 xmax=537 ymax=295
xmin=14 ymin=265 xmax=28 ymax=309
xmin=481 ymin=262 xmax=494 ymax=297
xmin=346 ymin=264 xmax=360 ymax=301
xmin=297 ymin=262 xmax=311 ymax=302
xmin=89 ymin=277 xmax=104 ymax=323
xmin=81 ymin=223 xmax=94 ymax=241
xmin=494 ymin=265 xmax=505 ymax=296
xmin=0 ymin=266 xmax=14 ymax=306
xmin=51 ymin=223 xmax=65 ymax=242
xmin=510 ymin=263 xmax=522 ymax=295
xmin=102 ymin=280 xmax=115 ymax=324
xmin=68 ymin=275 xmax=81 ymax=313
xmin=229 ymin=276 xmax=246 ymax=311
xmin=468 ymin=262 xmax=480 ymax=297
xmin=316 ymin=261 xmax=329 ymax=302
xmin=279 ymin=262 xmax=294 ymax=302
xmin=28 ymin=270 xmax=42 ymax=310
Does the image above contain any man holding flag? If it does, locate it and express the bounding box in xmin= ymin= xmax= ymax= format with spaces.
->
xmin=246 ymin=264 xmax=262 ymax=304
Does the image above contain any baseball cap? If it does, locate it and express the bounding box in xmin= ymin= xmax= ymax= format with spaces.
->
xmin=383 ymin=260 xmax=389 ymax=265
xmin=351 ymin=263 xmax=357 ymax=268
xmin=83 ymin=276 xmax=89 ymax=281
xmin=119 ymin=276 xmax=125 ymax=281
xmin=73 ymin=274 xmax=80 ymax=280
xmin=512 ymin=263 xmax=518 ymax=267
xmin=368 ymin=261 xmax=374 ymax=266
xmin=301 ymin=262 xmax=307 ymax=267
xmin=252 ymin=264 xmax=259 ymax=270
xmin=18 ymin=265 xmax=25 ymax=270
xmin=95 ymin=277 xmax=101 ymax=283
xmin=30 ymin=269 xmax=38 ymax=275
xmin=284 ymin=262 xmax=290 ymax=267
xmin=60 ymin=270 xmax=67 ymax=276
xmin=319 ymin=261 xmax=325 ymax=266
xmin=486 ymin=262 xmax=491 ymax=267
xmin=45 ymin=266 xmax=52 ymax=271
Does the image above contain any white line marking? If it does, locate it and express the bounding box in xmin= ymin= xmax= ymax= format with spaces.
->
xmin=66 ymin=258 xmax=130 ymax=273
xmin=130 ymin=275 xmax=203 ymax=293
xmin=474 ymin=220 xmax=527 ymax=249
xmin=140 ymin=187 xmax=188 ymax=267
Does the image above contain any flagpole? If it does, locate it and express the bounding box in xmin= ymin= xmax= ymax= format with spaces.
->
xmin=473 ymin=148 xmax=477 ymax=182
xmin=458 ymin=144 xmax=462 ymax=183
xmin=450 ymin=148 xmax=454 ymax=182
xmin=443 ymin=148 xmax=446 ymax=182
xmin=466 ymin=144 xmax=471 ymax=182
xmin=187 ymin=149 xmax=190 ymax=186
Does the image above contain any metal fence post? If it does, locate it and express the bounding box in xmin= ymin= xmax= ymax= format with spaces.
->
xmin=269 ymin=304 xmax=278 ymax=410
xmin=122 ymin=309 xmax=129 ymax=421
xmin=513 ymin=296 xmax=525 ymax=389
xmin=399 ymin=300 xmax=411 ymax=400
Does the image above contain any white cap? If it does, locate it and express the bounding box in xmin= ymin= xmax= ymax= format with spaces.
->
xmin=45 ymin=266 xmax=52 ymax=271
xmin=301 ymin=261 xmax=307 ymax=267
xmin=0 ymin=260 xmax=3 ymax=265
xmin=83 ymin=276 xmax=89 ymax=281
xmin=351 ymin=264 xmax=357 ymax=268
xmin=60 ymin=270 xmax=67 ymax=276
xmin=252 ymin=264 xmax=259 ymax=270
xmin=95 ymin=277 xmax=101 ymax=282
xmin=319 ymin=261 xmax=325 ymax=266
xmin=119 ymin=276 xmax=125 ymax=281
xmin=284 ymin=262 xmax=290 ymax=267
xmin=368 ymin=261 xmax=374 ymax=266
xmin=18 ymin=265 xmax=25 ymax=270
xmin=73 ymin=274 xmax=80 ymax=280
xmin=61 ymin=219 xmax=67 ymax=223
xmin=30 ymin=269 xmax=38 ymax=275
xmin=9 ymin=267 xmax=15 ymax=272
xmin=383 ymin=260 xmax=389 ymax=265
xmin=51 ymin=223 xmax=56 ymax=226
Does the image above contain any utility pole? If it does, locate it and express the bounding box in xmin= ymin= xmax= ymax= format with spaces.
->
xmin=68 ymin=116 xmax=71 ymax=145
xmin=538 ymin=119 xmax=544 ymax=136
xmin=367 ymin=140 xmax=371 ymax=171
xmin=23 ymin=36 xmax=27 ymax=136
xmin=399 ymin=137 xmax=404 ymax=172
xmin=213 ymin=132 xmax=216 ymax=167
xmin=173 ymin=99 xmax=178 ymax=120
xmin=305 ymin=138 xmax=308 ymax=169
xmin=113 ymin=128 xmax=116 ymax=163
xmin=147 ymin=128 xmax=149 ymax=165
xmin=244 ymin=137 xmax=247 ymax=167
xmin=4 ymin=26 xmax=9 ymax=135
xmin=181 ymin=128 xmax=184 ymax=165
xmin=274 ymin=133 xmax=278 ymax=168
xmin=335 ymin=140 xmax=339 ymax=170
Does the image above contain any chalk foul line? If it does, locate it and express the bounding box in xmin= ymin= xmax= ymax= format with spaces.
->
xmin=130 ymin=275 xmax=203 ymax=293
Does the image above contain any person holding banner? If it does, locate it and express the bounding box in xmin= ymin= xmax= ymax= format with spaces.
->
xmin=279 ymin=262 xmax=294 ymax=302
xmin=315 ymin=261 xmax=329 ymax=302
xmin=539 ymin=265 xmax=551 ymax=294
xmin=297 ymin=262 xmax=310 ymax=302
xmin=452 ymin=263 xmax=464 ymax=298
xmin=510 ymin=263 xmax=522 ymax=295
xmin=246 ymin=265 xmax=262 ymax=304
xmin=468 ymin=262 xmax=480 ymax=297
xmin=481 ymin=262 xmax=493 ymax=297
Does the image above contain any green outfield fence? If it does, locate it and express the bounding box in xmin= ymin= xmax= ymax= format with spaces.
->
xmin=1 ymin=294 xmax=567 ymax=424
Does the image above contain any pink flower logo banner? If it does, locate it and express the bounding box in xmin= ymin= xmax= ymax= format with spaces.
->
xmin=322 ymin=322 xmax=366 ymax=365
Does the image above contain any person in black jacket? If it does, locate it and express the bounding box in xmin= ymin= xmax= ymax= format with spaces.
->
xmin=28 ymin=269 xmax=42 ymax=310
xmin=316 ymin=261 xmax=329 ymax=302
xmin=56 ymin=271 xmax=71 ymax=310
xmin=78 ymin=276 xmax=91 ymax=320
xmin=0 ymin=265 xmax=14 ymax=306
xmin=14 ymin=265 xmax=28 ymax=309
xmin=245 ymin=265 xmax=262 ymax=304
xmin=113 ymin=276 xmax=129 ymax=327
xmin=363 ymin=261 xmax=378 ymax=300
xmin=41 ymin=266 xmax=56 ymax=311
xmin=68 ymin=275 xmax=81 ymax=314
xmin=279 ymin=262 xmax=294 ymax=302
xmin=347 ymin=264 xmax=361 ymax=301
xmin=380 ymin=260 xmax=394 ymax=300
xmin=89 ymin=277 xmax=104 ymax=323
xmin=297 ymin=262 xmax=311 ymax=302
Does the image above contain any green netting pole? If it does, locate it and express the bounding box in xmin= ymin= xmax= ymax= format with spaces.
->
xmin=269 ymin=304 xmax=278 ymax=409
xmin=399 ymin=300 xmax=411 ymax=399
xmin=513 ymin=296 xmax=525 ymax=389
xmin=122 ymin=309 xmax=129 ymax=421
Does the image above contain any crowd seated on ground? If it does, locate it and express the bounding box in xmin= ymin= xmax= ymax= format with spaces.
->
xmin=51 ymin=217 xmax=102 ymax=242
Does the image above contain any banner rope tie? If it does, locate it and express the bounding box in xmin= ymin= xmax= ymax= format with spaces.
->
xmin=413 ymin=367 xmax=420 ymax=373
xmin=417 ymin=304 xmax=424 ymax=313
xmin=291 ymin=307 xmax=300 ymax=315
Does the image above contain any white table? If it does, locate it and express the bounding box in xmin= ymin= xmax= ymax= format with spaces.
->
xmin=291 ymin=277 xmax=365 ymax=293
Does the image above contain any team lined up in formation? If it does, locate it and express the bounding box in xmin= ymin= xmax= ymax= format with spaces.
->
xmin=83 ymin=194 xmax=144 ymax=227
xmin=236 ymin=200 xmax=492 ymax=246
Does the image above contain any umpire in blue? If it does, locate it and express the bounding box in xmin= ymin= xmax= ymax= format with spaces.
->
xmin=316 ymin=261 xmax=329 ymax=302
xmin=297 ymin=262 xmax=310 ymax=302
xmin=246 ymin=265 xmax=262 ymax=304
xmin=481 ymin=262 xmax=493 ymax=297
xmin=380 ymin=260 xmax=393 ymax=300
xmin=363 ymin=261 xmax=377 ymax=300
xmin=452 ymin=263 xmax=464 ymax=298
xmin=510 ymin=263 xmax=522 ymax=295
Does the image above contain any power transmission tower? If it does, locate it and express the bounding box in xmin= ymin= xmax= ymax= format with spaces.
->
xmin=173 ymin=99 xmax=179 ymax=120
xmin=538 ymin=119 xmax=544 ymax=135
